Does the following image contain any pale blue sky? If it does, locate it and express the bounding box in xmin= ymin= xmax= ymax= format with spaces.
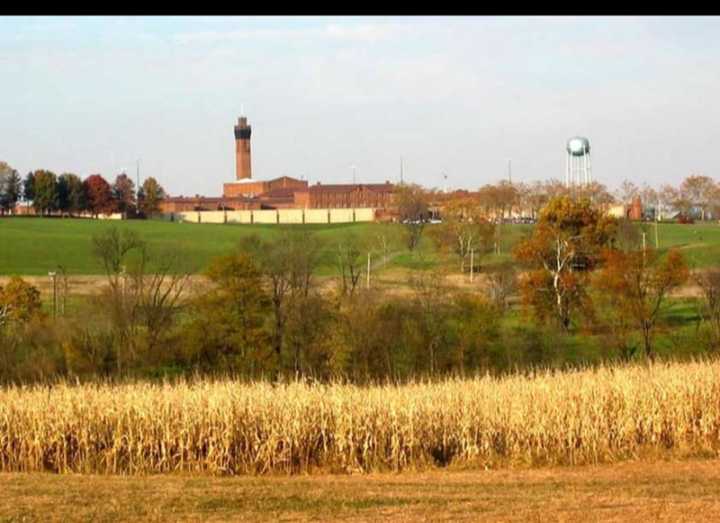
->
xmin=1 ymin=16 xmax=719 ymax=196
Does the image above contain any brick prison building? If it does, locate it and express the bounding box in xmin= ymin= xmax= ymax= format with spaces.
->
xmin=159 ymin=116 xmax=395 ymax=214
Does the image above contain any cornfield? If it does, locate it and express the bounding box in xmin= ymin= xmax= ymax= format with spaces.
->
xmin=2 ymin=360 xmax=720 ymax=475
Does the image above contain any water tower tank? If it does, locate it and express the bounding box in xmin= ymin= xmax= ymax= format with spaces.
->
xmin=566 ymin=136 xmax=591 ymax=157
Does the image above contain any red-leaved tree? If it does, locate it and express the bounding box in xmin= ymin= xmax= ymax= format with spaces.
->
xmin=83 ymin=174 xmax=115 ymax=218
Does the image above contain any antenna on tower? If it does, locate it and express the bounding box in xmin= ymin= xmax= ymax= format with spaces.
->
xmin=400 ymin=157 xmax=404 ymax=184
xmin=508 ymin=159 xmax=512 ymax=184
xmin=241 ymin=103 xmax=245 ymax=116
xmin=136 ymin=159 xmax=140 ymax=190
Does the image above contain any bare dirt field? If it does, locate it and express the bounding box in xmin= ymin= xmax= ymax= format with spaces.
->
xmin=2 ymin=459 xmax=720 ymax=522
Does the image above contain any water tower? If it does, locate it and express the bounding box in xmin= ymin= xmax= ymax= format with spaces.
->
xmin=565 ymin=136 xmax=592 ymax=187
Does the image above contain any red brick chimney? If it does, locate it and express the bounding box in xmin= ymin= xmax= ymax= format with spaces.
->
xmin=234 ymin=116 xmax=252 ymax=180
xmin=629 ymin=196 xmax=643 ymax=221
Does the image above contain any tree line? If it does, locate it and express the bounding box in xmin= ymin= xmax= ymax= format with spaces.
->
xmin=0 ymin=161 xmax=166 ymax=218
xmin=616 ymin=175 xmax=720 ymax=221
xmin=424 ymin=173 xmax=720 ymax=223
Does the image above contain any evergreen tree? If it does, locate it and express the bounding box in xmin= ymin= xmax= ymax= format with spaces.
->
xmin=22 ymin=171 xmax=35 ymax=202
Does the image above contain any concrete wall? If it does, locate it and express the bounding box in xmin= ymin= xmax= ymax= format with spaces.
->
xmin=159 ymin=208 xmax=377 ymax=225
xmin=226 ymin=210 xmax=253 ymax=224
xmin=199 ymin=211 xmax=226 ymax=224
xmin=177 ymin=211 xmax=199 ymax=223
xmin=354 ymin=208 xmax=375 ymax=222
xmin=305 ymin=209 xmax=330 ymax=224
xmin=253 ymin=209 xmax=279 ymax=224
xmin=278 ymin=209 xmax=304 ymax=224
xmin=329 ymin=208 xmax=355 ymax=223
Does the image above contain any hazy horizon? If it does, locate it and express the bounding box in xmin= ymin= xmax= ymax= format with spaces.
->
xmin=2 ymin=16 xmax=719 ymax=196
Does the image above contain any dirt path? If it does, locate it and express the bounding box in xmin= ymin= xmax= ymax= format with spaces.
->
xmin=0 ymin=267 xmax=709 ymax=300
xmin=2 ymin=458 xmax=720 ymax=521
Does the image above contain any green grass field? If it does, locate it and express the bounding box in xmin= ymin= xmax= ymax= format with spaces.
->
xmin=0 ymin=217 xmax=719 ymax=276
xmin=0 ymin=218 xmax=394 ymax=276
xmin=644 ymin=222 xmax=720 ymax=268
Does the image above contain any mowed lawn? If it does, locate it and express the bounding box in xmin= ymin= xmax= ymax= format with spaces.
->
xmin=2 ymin=460 xmax=720 ymax=522
xmin=0 ymin=218 xmax=388 ymax=276
xmin=1 ymin=217 xmax=720 ymax=276
xmin=651 ymin=222 xmax=720 ymax=267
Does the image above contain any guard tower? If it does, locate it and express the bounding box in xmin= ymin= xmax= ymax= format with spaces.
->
xmin=565 ymin=136 xmax=592 ymax=187
xmin=234 ymin=116 xmax=252 ymax=180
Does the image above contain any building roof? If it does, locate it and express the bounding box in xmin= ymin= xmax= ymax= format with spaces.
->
xmin=164 ymin=195 xmax=255 ymax=204
xmin=225 ymin=175 xmax=306 ymax=185
xmin=308 ymin=182 xmax=394 ymax=193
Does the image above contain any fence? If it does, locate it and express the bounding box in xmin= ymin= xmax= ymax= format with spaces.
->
xmin=160 ymin=208 xmax=377 ymax=225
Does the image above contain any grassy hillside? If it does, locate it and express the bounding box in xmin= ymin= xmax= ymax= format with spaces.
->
xmin=1 ymin=217 xmax=719 ymax=276
xmin=646 ymin=222 xmax=720 ymax=268
xmin=0 ymin=218 xmax=391 ymax=276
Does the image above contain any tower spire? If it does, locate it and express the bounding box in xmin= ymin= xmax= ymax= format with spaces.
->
xmin=234 ymin=115 xmax=252 ymax=180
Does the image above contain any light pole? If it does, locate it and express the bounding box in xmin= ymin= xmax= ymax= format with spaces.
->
xmin=48 ymin=271 xmax=57 ymax=319
xmin=470 ymin=248 xmax=474 ymax=283
xmin=366 ymin=252 xmax=371 ymax=289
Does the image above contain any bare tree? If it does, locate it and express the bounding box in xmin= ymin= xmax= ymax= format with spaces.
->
xmin=695 ymin=269 xmax=720 ymax=352
xmin=430 ymin=195 xmax=494 ymax=273
xmin=92 ymin=227 xmax=192 ymax=369
xmin=395 ymin=183 xmax=431 ymax=251
xmin=92 ymin=227 xmax=146 ymax=293
xmin=336 ymin=233 xmax=366 ymax=298
xmin=484 ymin=262 xmax=518 ymax=311
xmin=128 ymin=247 xmax=192 ymax=355
xmin=659 ymin=184 xmax=680 ymax=220
xmin=240 ymin=230 xmax=324 ymax=377
xmin=638 ymin=183 xmax=658 ymax=219
xmin=681 ymin=174 xmax=717 ymax=221
xmin=408 ymin=269 xmax=449 ymax=375
xmin=616 ymin=179 xmax=639 ymax=204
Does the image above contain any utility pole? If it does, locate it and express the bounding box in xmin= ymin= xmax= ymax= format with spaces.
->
xmin=366 ymin=252 xmax=371 ymax=289
xmin=655 ymin=197 xmax=661 ymax=249
xmin=400 ymin=157 xmax=404 ymax=184
xmin=642 ymin=231 xmax=647 ymax=266
xmin=470 ymin=248 xmax=474 ymax=283
xmin=508 ymin=159 xmax=512 ymax=184
xmin=48 ymin=271 xmax=57 ymax=319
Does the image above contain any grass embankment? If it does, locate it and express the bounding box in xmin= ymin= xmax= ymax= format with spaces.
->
xmin=0 ymin=218 xmax=390 ymax=276
xmin=3 ymin=460 xmax=720 ymax=521
xmin=1 ymin=218 xmax=720 ymax=277
xmin=1 ymin=360 xmax=719 ymax=476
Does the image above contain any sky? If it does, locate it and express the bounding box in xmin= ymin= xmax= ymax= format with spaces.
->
xmin=1 ymin=16 xmax=720 ymax=196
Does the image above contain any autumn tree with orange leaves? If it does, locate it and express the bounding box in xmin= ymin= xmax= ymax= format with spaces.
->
xmin=430 ymin=195 xmax=495 ymax=273
xmin=514 ymin=196 xmax=616 ymax=331
xmin=594 ymin=247 xmax=688 ymax=359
